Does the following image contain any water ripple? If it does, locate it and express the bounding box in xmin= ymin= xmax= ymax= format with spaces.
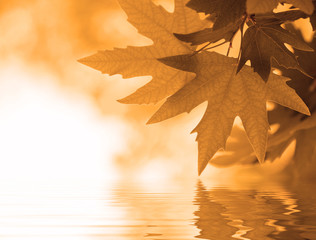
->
xmin=0 ymin=180 xmax=316 ymax=239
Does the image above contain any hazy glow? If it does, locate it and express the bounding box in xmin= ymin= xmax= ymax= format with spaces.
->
xmin=0 ymin=63 xmax=126 ymax=182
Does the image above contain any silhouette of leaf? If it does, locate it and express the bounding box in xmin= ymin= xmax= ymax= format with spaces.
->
xmin=247 ymin=0 xmax=279 ymax=14
xmin=311 ymin=14 xmax=316 ymax=31
xmin=247 ymin=0 xmax=314 ymax=15
xmin=173 ymin=10 xmax=307 ymax=59
xmin=281 ymin=0 xmax=314 ymax=14
xmin=174 ymin=20 xmax=242 ymax=46
xmin=254 ymin=10 xmax=308 ymax=25
xmin=79 ymin=0 xmax=205 ymax=104
xmin=310 ymin=0 xmax=316 ymax=30
xmin=152 ymin=52 xmax=309 ymax=174
xmin=186 ymin=0 xmax=246 ymax=30
xmin=237 ymin=24 xmax=313 ymax=82
xmin=266 ymin=33 xmax=316 ymax=166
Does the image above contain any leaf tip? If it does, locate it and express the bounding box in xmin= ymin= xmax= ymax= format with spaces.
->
xmin=256 ymin=151 xmax=266 ymax=164
xmin=198 ymin=162 xmax=208 ymax=176
xmin=303 ymin=106 xmax=311 ymax=116
xmin=77 ymin=57 xmax=86 ymax=65
xmin=146 ymin=117 xmax=157 ymax=125
xmin=257 ymin=158 xmax=264 ymax=165
xmin=305 ymin=45 xmax=314 ymax=52
xmin=77 ymin=54 xmax=100 ymax=69
xmin=236 ymin=61 xmax=244 ymax=76
xmin=198 ymin=153 xmax=210 ymax=176
xmin=116 ymin=98 xmax=126 ymax=104
xmin=173 ymin=32 xmax=194 ymax=45
xmin=173 ymin=32 xmax=184 ymax=40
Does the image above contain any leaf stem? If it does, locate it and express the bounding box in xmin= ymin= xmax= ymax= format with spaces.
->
xmin=237 ymin=23 xmax=244 ymax=62
xmin=201 ymin=41 xmax=228 ymax=52
xmin=192 ymin=42 xmax=213 ymax=55
xmin=226 ymin=42 xmax=232 ymax=56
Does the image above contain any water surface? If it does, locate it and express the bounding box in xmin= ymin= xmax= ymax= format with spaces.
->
xmin=0 ymin=179 xmax=316 ymax=240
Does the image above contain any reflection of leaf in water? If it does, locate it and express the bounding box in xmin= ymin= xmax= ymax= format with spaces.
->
xmin=273 ymin=183 xmax=316 ymax=240
xmin=209 ymin=188 xmax=276 ymax=239
xmin=194 ymin=181 xmax=316 ymax=240
xmin=194 ymin=182 xmax=237 ymax=239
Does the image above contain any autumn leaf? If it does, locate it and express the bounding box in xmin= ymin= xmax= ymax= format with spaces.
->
xmin=174 ymin=9 xmax=312 ymax=82
xmin=254 ymin=10 xmax=308 ymax=25
xmin=266 ymin=32 xmax=316 ymax=166
xmin=187 ymin=0 xmax=314 ymax=23
xmin=237 ymin=23 xmax=313 ymax=82
xmin=174 ymin=20 xmax=242 ymax=46
xmin=209 ymin=125 xmax=256 ymax=168
xmin=246 ymin=0 xmax=279 ymax=14
xmin=173 ymin=9 xmax=306 ymax=48
xmin=247 ymin=0 xmax=314 ymax=15
xmin=219 ymin=33 xmax=316 ymax=167
xmin=277 ymin=0 xmax=314 ymax=14
xmin=186 ymin=0 xmax=246 ymax=30
xmin=151 ymin=52 xmax=309 ymax=174
xmin=207 ymin=109 xmax=316 ymax=168
xmin=79 ymin=0 xmax=205 ymax=104
xmin=80 ymin=0 xmax=314 ymax=175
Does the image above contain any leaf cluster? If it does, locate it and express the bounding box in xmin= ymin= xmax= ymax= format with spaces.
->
xmin=80 ymin=0 xmax=316 ymax=175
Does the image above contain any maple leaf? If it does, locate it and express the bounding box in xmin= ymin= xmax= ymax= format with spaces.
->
xmin=186 ymin=0 xmax=246 ymax=30
xmin=149 ymin=52 xmax=309 ymax=174
xmin=174 ymin=20 xmax=242 ymax=46
xmin=218 ymin=32 xmax=316 ymax=168
xmin=203 ymin=110 xmax=316 ymax=169
xmin=173 ymin=10 xmax=306 ymax=48
xmin=254 ymin=10 xmax=308 ymax=25
xmin=187 ymin=0 xmax=314 ymax=24
xmin=237 ymin=23 xmax=313 ymax=82
xmin=79 ymin=0 xmax=205 ymax=104
xmin=266 ymin=32 xmax=316 ymax=168
xmin=247 ymin=0 xmax=314 ymax=15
